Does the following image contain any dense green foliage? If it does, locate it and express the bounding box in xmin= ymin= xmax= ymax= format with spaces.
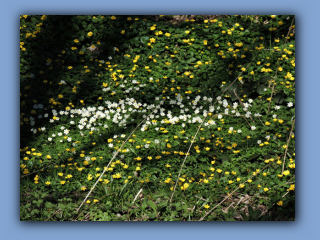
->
xmin=20 ymin=15 xmax=295 ymax=221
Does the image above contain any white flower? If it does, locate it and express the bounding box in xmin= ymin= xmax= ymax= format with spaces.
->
xmin=237 ymin=129 xmax=242 ymax=133
xmin=257 ymin=140 xmax=261 ymax=144
xmin=287 ymin=102 xmax=293 ymax=107
xmin=274 ymin=105 xmax=281 ymax=110
xmin=67 ymin=137 xmax=72 ymax=142
xmin=108 ymin=56 xmax=112 ymax=60
xmin=155 ymin=139 xmax=160 ymax=144
xmin=144 ymin=144 xmax=149 ymax=148
xmin=251 ymin=126 xmax=256 ymax=130
xmin=48 ymin=138 xmax=52 ymax=141
xmin=218 ymin=114 xmax=222 ymax=119
xmin=108 ymin=143 xmax=113 ymax=148
xmin=44 ymin=113 xmax=49 ymax=117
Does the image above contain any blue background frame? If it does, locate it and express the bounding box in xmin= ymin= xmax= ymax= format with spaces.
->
xmin=1 ymin=0 xmax=319 ymax=239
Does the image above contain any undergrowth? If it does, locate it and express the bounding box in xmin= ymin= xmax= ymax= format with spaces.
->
xmin=20 ymin=15 xmax=295 ymax=221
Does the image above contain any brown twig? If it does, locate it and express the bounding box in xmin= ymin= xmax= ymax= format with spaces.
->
xmin=45 ymin=209 xmax=61 ymax=221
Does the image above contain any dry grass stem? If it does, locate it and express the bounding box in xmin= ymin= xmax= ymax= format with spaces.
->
xmin=132 ymin=188 xmax=143 ymax=204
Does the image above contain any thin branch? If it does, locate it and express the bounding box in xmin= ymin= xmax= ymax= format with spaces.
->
xmin=45 ymin=209 xmax=61 ymax=221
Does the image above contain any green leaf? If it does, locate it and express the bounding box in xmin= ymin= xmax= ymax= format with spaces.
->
xmin=140 ymin=36 xmax=149 ymax=44
xmin=273 ymin=94 xmax=284 ymax=104
xmin=252 ymin=209 xmax=262 ymax=220
xmin=248 ymin=206 xmax=254 ymax=217
xmin=148 ymin=200 xmax=157 ymax=213
xmin=257 ymin=85 xmax=267 ymax=95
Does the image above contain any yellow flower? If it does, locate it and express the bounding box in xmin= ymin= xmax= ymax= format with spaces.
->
xmin=283 ymin=170 xmax=290 ymax=176
xmin=45 ymin=181 xmax=51 ymax=185
xmin=121 ymin=30 xmax=125 ymax=34
xmin=181 ymin=183 xmax=190 ymax=190
xmin=87 ymin=31 xmax=93 ymax=37
xmin=277 ymin=200 xmax=283 ymax=206
xmin=288 ymin=184 xmax=295 ymax=191
xmin=111 ymin=16 xmax=116 ymax=20
xmin=239 ymin=184 xmax=245 ymax=188
xmin=264 ymin=187 xmax=269 ymax=192
xmin=60 ymin=181 xmax=66 ymax=185
xmin=204 ymin=204 xmax=210 ymax=209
